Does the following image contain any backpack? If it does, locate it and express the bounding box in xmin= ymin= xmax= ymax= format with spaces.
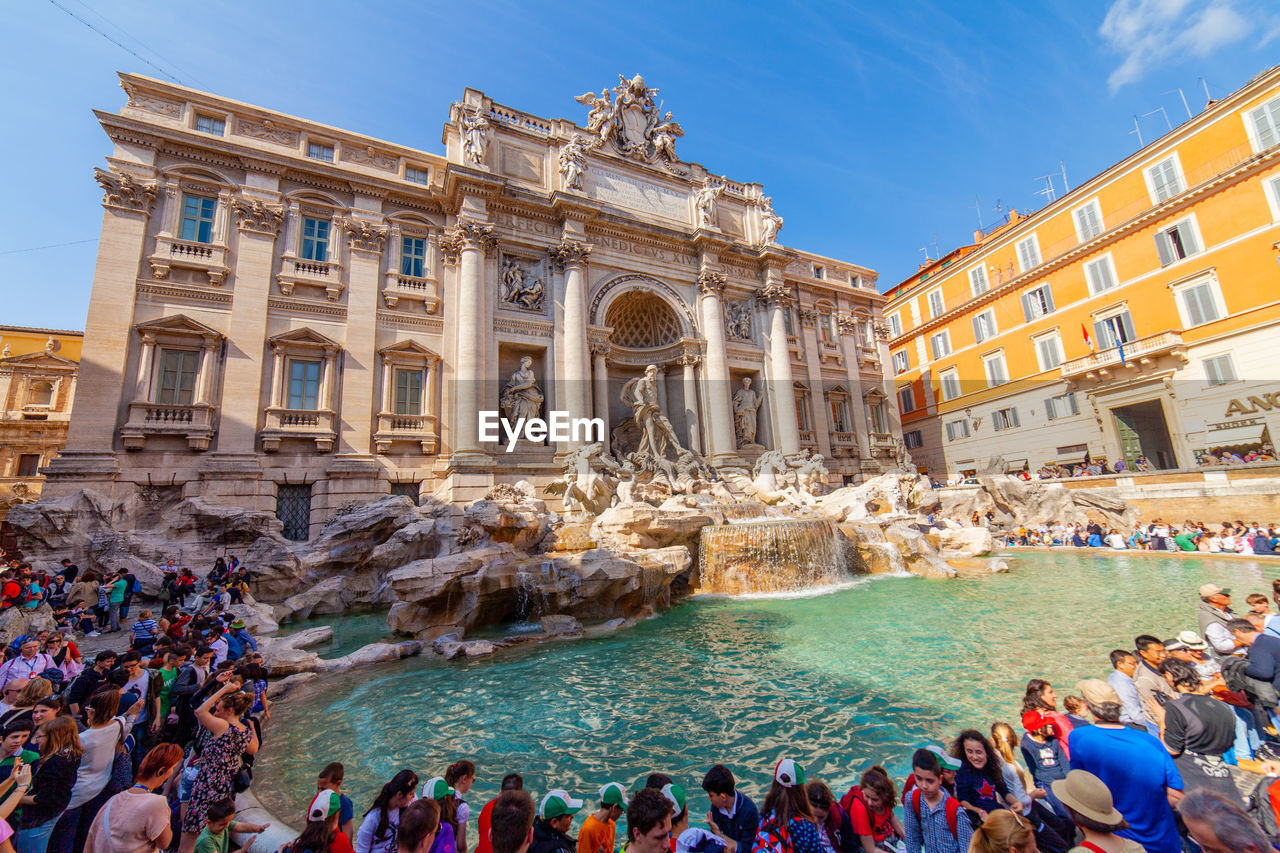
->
xmin=1244 ymin=774 xmax=1280 ymax=844
xmin=909 ymin=789 xmax=960 ymax=840
xmin=750 ymin=819 xmax=792 ymax=853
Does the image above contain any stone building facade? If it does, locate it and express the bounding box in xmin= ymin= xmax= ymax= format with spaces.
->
xmin=0 ymin=327 xmax=82 ymax=521
xmin=44 ymin=73 xmax=897 ymax=538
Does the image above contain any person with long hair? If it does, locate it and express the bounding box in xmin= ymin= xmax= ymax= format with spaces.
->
xmin=47 ymin=688 xmax=128 ymax=853
xmin=951 ymin=730 xmax=1019 ymax=827
xmin=1021 ymin=681 xmax=1073 ymax=757
xmin=13 ymin=716 xmax=82 ymax=853
xmin=802 ymin=781 xmax=854 ymax=853
xmin=987 ymin=725 xmax=1070 ymax=853
xmin=968 ymin=810 xmax=1037 ymax=853
xmin=837 ymin=767 xmax=903 ymax=852
xmin=754 ymin=759 xmax=820 ymax=853
xmin=177 ymin=677 xmax=258 ymax=853
xmin=286 ymin=789 xmax=355 ymax=853
xmin=357 ymin=770 xmax=420 ymax=853
xmin=423 ymin=777 xmax=459 ymax=853
xmin=444 ymin=761 xmax=476 ymax=853
xmin=83 ymin=743 xmax=183 ymax=853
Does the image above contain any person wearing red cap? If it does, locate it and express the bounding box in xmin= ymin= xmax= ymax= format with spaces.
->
xmin=1018 ymin=711 xmax=1070 ymax=823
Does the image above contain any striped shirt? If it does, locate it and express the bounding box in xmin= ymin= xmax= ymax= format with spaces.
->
xmin=131 ymin=619 xmax=158 ymax=641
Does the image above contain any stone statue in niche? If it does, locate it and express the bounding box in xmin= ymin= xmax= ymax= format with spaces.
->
xmin=454 ymin=104 xmax=491 ymax=165
xmin=725 ymin=301 xmax=753 ymax=341
xmin=500 ymin=257 xmax=545 ymax=311
xmin=500 ymin=356 xmax=544 ymax=423
xmin=694 ymin=179 xmax=723 ymax=229
xmin=732 ymin=376 xmax=763 ymax=448
xmin=558 ymin=136 xmax=590 ymax=191
xmin=621 ymin=364 xmax=686 ymax=461
xmin=758 ymin=196 xmax=783 ymax=245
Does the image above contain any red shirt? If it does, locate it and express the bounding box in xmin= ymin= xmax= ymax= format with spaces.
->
xmin=332 ymin=831 xmax=355 ymax=853
xmin=843 ymin=787 xmax=894 ymax=843
xmin=476 ymin=798 xmax=498 ymax=853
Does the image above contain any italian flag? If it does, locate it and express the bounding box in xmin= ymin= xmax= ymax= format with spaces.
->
xmin=1081 ymin=324 xmax=1092 ymax=351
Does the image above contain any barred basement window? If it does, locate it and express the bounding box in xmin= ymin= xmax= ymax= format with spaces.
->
xmin=276 ymin=484 xmax=312 ymax=541
xmin=389 ymin=482 xmax=421 ymax=505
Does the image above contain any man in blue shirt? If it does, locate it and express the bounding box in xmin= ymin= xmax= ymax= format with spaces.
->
xmin=1104 ymin=649 xmax=1145 ymax=728
xmin=700 ymin=764 xmax=758 ymax=853
xmin=1068 ymin=679 xmax=1183 ymax=853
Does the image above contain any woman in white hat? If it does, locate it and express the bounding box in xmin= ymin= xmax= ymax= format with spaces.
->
xmin=1050 ymin=769 xmax=1144 ymax=852
xmin=282 ymin=789 xmax=354 ymax=853
xmin=752 ymin=760 xmax=821 ymax=853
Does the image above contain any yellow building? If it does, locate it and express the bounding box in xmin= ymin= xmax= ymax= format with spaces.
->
xmin=0 ymin=326 xmax=82 ymax=522
xmin=885 ymin=65 xmax=1280 ymax=481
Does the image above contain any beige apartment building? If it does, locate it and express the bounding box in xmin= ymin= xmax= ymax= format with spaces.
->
xmin=45 ymin=73 xmax=899 ymax=538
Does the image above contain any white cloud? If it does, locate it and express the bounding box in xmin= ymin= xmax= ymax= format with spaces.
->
xmin=1100 ymin=0 xmax=1259 ymax=91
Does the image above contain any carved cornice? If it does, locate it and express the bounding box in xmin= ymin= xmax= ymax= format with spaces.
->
xmin=755 ymin=280 xmax=792 ymax=308
xmin=550 ymin=239 xmax=592 ymax=269
xmin=345 ymin=218 xmax=389 ymax=254
xmin=239 ymin=156 xmax=287 ymax=177
xmin=696 ymin=270 xmax=726 ymax=298
xmin=494 ymin=316 xmax=554 ymax=338
xmin=94 ymin=168 xmax=158 ymax=214
xmin=440 ymin=222 xmax=496 ymax=265
xmin=232 ymin=197 xmax=284 ymax=235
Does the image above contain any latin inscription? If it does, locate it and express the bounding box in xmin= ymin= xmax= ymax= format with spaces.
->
xmin=588 ymin=167 xmax=689 ymax=221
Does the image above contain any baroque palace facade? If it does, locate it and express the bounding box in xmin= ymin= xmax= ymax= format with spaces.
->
xmin=886 ymin=64 xmax=1280 ymax=481
xmin=45 ymin=73 xmax=898 ymax=538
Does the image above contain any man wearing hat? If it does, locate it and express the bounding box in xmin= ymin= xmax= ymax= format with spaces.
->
xmin=1067 ymin=679 xmax=1184 ymax=853
xmin=530 ymin=790 xmax=582 ymax=853
xmin=1197 ymin=584 xmax=1242 ymax=655
xmin=1050 ymin=770 xmax=1143 ymax=853
xmin=577 ymin=784 xmax=625 ymax=853
xmin=225 ymin=619 xmax=257 ymax=662
xmin=1168 ymin=631 xmax=1220 ymax=681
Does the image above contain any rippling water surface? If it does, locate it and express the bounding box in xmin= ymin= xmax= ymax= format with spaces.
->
xmin=256 ymin=551 xmax=1278 ymax=824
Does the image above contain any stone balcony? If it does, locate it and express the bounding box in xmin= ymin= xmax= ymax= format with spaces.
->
xmin=260 ymin=407 xmax=336 ymax=453
xmin=1060 ymin=331 xmax=1188 ymax=386
xmin=831 ymin=432 xmax=859 ymax=456
xmin=149 ymin=235 xmax=231 ymax=285
xmin=373 ymin=412 xmax=439 ymax=455
xmin=120 ymin=402 xmax=217 ymax=451
xmin=382 ymin=271 xmax=440 ymax=312
xmin=277 ymin=256 xmax=345 ymax=301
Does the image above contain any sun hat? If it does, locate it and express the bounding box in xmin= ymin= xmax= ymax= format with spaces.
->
xmin=773 ymin=758 xmax=805 ymax=788
xmin=308 ymin=789 xmax=342 ymax=822
xmin=660 ymin=783 xmax=687 ymax=815
xmin=600 ymin=782 xmax=627 ymax=807
xmin=230 ymin=618 xmax=246 ymax=629
xmin=422 ymin=777 xmax=455 ymax=800
xmin=1177 ymin=630 xmax=1208 ymax=651
xmin=924 ymin=744 xmax=961 ymax=772
xmin=1163 ymin=637 xmax=1187 ymax=652
xmin=1050 ymin=770 xmax=1125 ymax=825
xmin=1077 ymin=679 xmax=1121 ymax=707
xmin=539 ymin=789 xmax=584 ymax=820
xmin=1199 ymin=583 xmax=1230 ymax=598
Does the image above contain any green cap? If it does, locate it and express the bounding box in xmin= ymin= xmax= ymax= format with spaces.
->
xmin=926 ymin=744 xmax=961 ymax=772
xmin=539 ymin=789 xmax=584 ymax=819
xmin=600 ymin=782 xmax=628 ymax=807
xmin=660 ymin=783 xmax=687 ymax=815
xmin=422 ymin=777 xmax=455 ymax=800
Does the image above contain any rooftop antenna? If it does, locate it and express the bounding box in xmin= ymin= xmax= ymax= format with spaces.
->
xmin=918 ymin=247 xmax=931 ymax=264
xmin=1129 ymin=115 xmax=1144 ymax=148
xmin=994 ymin=198 xmax=1004 ymax=221
xmin=1199 ymin=77 xmax=1212 ymax=103
xmin=933 ymin=232 xmax=941 ymax=259
xmin=1034 ymin=174 xmax=1057 ymax=204
xmin=973 ymin=195 xmax=984 ymax=230
xmin=1143 ymin=106 xmax=1172 ymax=133
xmin=1059 ymin=160 xmax=1070 ymax=193
xmin=1163 ymin=88 xmax=1193 ymax=121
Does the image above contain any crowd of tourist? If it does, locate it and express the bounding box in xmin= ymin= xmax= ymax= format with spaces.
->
xmin=1 ymin=547 xmax=1280 ymax=853
xmin=968 ymin=516 xmax=1280 ymax=555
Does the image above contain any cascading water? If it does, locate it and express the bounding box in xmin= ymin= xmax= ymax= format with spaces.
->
xmin=698 ymin=518 xmax=850 ymax=594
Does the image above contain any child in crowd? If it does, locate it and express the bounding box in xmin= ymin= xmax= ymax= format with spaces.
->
xmin=193 ymin=797 xmax=269 ymax=853
xmin=902 ymin=748 xmax=972 ymax=853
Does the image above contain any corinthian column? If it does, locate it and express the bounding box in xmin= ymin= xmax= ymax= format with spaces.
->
xmin=697 ymin=271 xmax=736 ymax=464
xmin=552 ymin=239 xmax=593 ymax=448
xmin=443 ymin=222 xmax=496 ymax=463
xmin=758 ymin=278 xmax=801 ymax=454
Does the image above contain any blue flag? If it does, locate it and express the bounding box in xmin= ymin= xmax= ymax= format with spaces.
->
xmin=1117 ymin=341 xmax=1126 ymax=366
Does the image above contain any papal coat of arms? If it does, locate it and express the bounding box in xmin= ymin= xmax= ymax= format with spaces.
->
xmin=575 ymin=75 xmax=683 ymax=164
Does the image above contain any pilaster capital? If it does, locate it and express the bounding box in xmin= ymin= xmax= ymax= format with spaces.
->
xmin=696 ymin=270 xmax=726 ymax=298
xmin=872 ymin=320 xmax=892 ymax=342
xmin=441 ymin=222 xmax=496 ymax=265
xmin=835 ymin=313 xmax=861 ymax=335
xmin=94 ymin=167 xmax=158 ymax=214
xmin=679 ymin=352 xmax=701 ymax=367
xmin=344 ymin=218 xmax=389 ymax=254
xmin=755 ymin=280 xmax=792 ymax=308
xmin=550 ymin=239 xmax=593 ymax=269
xmin=587 ymin=329 xmax=611 ymax=356
xmin=232 ymin=197 xmax=285 ymax=235
xmin=798 ymin=307 xmax=819 ymax=327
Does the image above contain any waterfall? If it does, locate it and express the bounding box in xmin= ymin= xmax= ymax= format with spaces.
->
xmin=698 ymin=518 xmax=850 ymax=594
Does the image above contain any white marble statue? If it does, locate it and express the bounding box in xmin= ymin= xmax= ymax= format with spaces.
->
xmin=499 ymin=356 xmax=544 ymax=423
xmin=694 ymin=180 xmax=723 ymax=229
xmin=459 ymin=108 xmax=491 ymax=165
xmin=746 ymin=450 xmax=815 ymax=508
xmin=732 ymin=377 xmax=763 ymax=447
xmin=558 ymin=136 xmax=589 ymax=190
xmin=651 ymin=112 xmax=683 ymax=161
xmin=621 ymin=364 xmax=686 ymax=462
xmin=726 ymin=301 xmax=752 ymax=341
xmin=759 ymin=196 xmax=783 ymax=244
xmin=574 ymin=75 xmax=681 ymax=163
xmin=546 ymin=442 xmax=611 ymax=516
xmin=500 ymin=258 xmax=544 ymax=310
xmin=795 ymin=451 xmax=829 ymax=497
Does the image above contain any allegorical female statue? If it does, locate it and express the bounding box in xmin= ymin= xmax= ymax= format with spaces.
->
xmin=500 ymin=356 xmax=543 ymax=422
xmin=732 ymin=376 xmax=763 ymax=447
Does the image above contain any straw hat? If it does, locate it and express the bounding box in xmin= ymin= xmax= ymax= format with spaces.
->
xmin=1050 ymin=770 xmax=1124 ymax=825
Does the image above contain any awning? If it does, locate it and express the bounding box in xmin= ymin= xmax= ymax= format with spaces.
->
xmin=1004 ymin=458 xmax=1029 ymax=472
xmin=1205 ymin=422 xmax=1268 ymax=448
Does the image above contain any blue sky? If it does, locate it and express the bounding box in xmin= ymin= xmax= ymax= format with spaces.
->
xmin=3 ymin=0 xmax=1279 ymax=330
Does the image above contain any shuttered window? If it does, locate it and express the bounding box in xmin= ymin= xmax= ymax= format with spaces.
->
xmin=1178 ymin=281 xmax=1221 ymax=327
xmin=1203 ymin=354 xmax=1236 ymax=386
xmin=1034 ymin=334 xmax=1063 ymax=371
xmin=1093 ymin=312 xmax=1136 ymax=349
xmin=940 ymin=369 xmax=961 ymax=401
xmin=1248 ymin=95 xmax=1280 ymax=150
xmin=1155 ymin=219 xmax=1201 ymax=266
xmin=1045 ymin=391 xmax=1079 ymax=420
xmin=1016 ymin=237 xmax=1041 ymax=272
xmin=1147 ymin=158 xmax=1183 ymax=203
xmin=1022 ymin=284 xmax=1055 ymax=320
xmin=983 ymin=352 xmax=1008 ymax=387
xmin=945 ymin=419 xmax=970 ymax=440
xmin=927 ymin=289 xmax=945 ymax=318
xmin=930 ymin=331 xmax=951 ymax=359
xmin=993 ymin=407 xmax=1020 ymax=431
xmin=968 ymin=265 xmax=988 ymax=296
xmin=1073 ymin=200 xmax=1104 ymax=240
xmin=972 ymin=310 xmax=997 ymax=343
xmin=1084 ymin=256 xmax=1118 ymax=294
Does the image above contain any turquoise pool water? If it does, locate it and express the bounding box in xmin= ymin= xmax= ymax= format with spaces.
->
xmin=255 ymin=550 xmax=1280 ymax=825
